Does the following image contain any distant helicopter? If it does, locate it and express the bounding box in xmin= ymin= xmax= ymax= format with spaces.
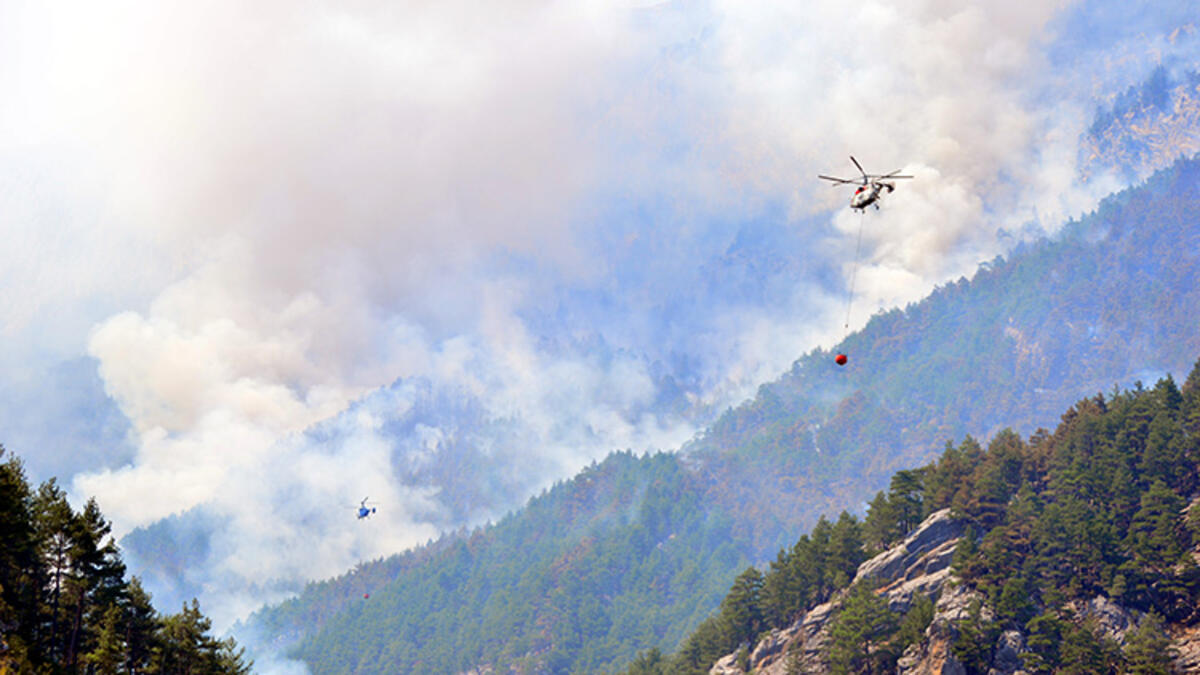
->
xmin=356 ymin=497 xmax=377 ymax=520
xmin=819 ymin=156 xmax=912 ymax=212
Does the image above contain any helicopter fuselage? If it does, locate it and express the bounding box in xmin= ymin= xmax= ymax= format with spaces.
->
xmin=850 ymin=185 xmax=879 ymax=211
xmin=850 ymin=182 xmax=894 ymax=211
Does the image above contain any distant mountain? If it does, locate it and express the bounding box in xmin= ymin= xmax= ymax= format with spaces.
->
xmin=1081 ymin=66 xmax=1200 ymax=181
xmin=242 ymin=146 xmax=1200 ymax=673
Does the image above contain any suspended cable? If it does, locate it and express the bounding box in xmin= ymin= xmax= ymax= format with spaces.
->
xmin=835 ymin=211 xmax=865 ymax=367
xmin=843 ymin=210 xmax=865 ymax=337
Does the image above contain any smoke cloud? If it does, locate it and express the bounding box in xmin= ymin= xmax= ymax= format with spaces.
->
xmin=2 ymin=0 xmax=1195 ymax=641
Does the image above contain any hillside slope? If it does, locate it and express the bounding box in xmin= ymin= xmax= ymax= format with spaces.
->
xmin=244 ymin=155 xmax=1200 ymax=674
xmin=691 ymin=154 xmax=1200 ymax=557
xmin=642 ymin=367 xmax=1200 ymax=674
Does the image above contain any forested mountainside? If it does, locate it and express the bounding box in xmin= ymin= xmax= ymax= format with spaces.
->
xmin=246 ymin=155 xmax=1200 ymax=674
xmin=252 ymin=450 xmax=743 ymax=673
xmin=629 ymin=367 xmax=1200 ymax=674
xmin=0 ymin=447 xmax=249 ymax=674
xmin=690 ymin=154 xmax=1200 ymax=557
xmin=1082 ymin=66 xmax=1200 ymax=181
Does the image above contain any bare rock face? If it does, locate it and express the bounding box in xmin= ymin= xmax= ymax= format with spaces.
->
xmin=709 ymin=510 xmax=969 ymax=675
xmin=854 ymin=509 xmax=965 ymax=589
xmin=707 ymin=603 xmax=830 ymax=675
xmin=883 ymin=554 xmax=956 ymax=614
xmin=709 ymin=651 xmax=745 ymax=675
xmin=988 ymin=630 xmax=1026 ymax=675
xmin=861 ymin=509 xmax=965 ymax=615
xmin=1066 ymin=595 xmax=1137 ymax=644
xmin=897 ymin=583 xmax=985 ymax=675
xmin=1173 ymin=623 xmax=1200 ymax=673
xmin=785 ymin=600 xmax=835 ymax=674
xmin=748 ymin=622 xmax=800 ymax=672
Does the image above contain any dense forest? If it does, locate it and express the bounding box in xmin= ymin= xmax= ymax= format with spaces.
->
xmin=247 ymin=153 xmax=1200 ymax=674
xmin=0 ymin=447 xmax=249 ymax=674
xmin=253 ymin=450 xmax=746 ymax=674
xmin=625 ymin=365 xmax=1200 ymax=673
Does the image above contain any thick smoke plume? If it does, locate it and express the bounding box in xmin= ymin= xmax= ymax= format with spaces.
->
xmin=1 ymin=0 xmax=1196 ymax=639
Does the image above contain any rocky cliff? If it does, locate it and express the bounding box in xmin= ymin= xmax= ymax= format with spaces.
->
xmin=709 ymin=508 xmax=1200 ymax=674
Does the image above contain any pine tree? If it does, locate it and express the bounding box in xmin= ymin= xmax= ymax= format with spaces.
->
xmin=827 ymin=581 xmax=899 ymax=674
xmin=1024 ymin=609 xmax=1067 ymax=673
xmin=84 ymin=604 xmax=126 ymax=675
xmin=825 ymin=512 xmax=864 ymax=592
xmin=155 ymin=600 xmax=213 ymax=675
xmin=995 ymin=577 xmax=1035 ymax=627
xmin=66 ymin=498 xmax=126 ymax=669
xmin=33 ymin=478 xmax=75 ymax=663
xmin=1058 ymin=617 xmax=1121 ymax=675
xmin=124 ymin=577 xmax=161 ymax=674
xmin=887 ymin=470 xmax=925 ymax=536
xmin=0 ymin=448 xmax=40 ymax=666
xmin=1123 ymin=611 xmax=1174 ymax=674
xmin=626 ymin=647 xmax=669 ymax=675
xmin=889 ymin=593 xmax=933 ymax=654
xmin=951 ymin=598 xmax=997 ymax=672
xmin=0 ymin=447 xmax=246 ymax=674
xmin=719 ymin=567 xmax=764 ymax=646
xmin=1125 ymin=481 xmax=1186 ymax=575
xmin=862 ymin=491 xmax=896 ymax=552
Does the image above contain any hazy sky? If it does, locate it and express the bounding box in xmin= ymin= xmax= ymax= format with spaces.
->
xmin=2 ymin=0 xmax=1196 ymax=636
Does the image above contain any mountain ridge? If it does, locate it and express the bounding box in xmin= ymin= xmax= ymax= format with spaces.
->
xmin=648 ymin=367 xmax=1200 ymax=674
xmin=243 ymin=151 xmax=1200 ymax=672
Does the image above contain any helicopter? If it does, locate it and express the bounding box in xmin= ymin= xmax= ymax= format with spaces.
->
xmin=356 ymin=497 xmax=377 ymax=520
xmin=819 ymin=156 xmax=912 ymax=212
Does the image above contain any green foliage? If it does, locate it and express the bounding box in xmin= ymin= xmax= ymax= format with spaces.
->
xmin=625 ymin=647 xmax=669 ymax=675
xmin=1023 ymin=610 xmax=1067 ymax=673
xmin=951 ymin=598 xmax=998 ymax=672
xmin=632 ymin=363 xmax=1200 ymax=674
xmin=890 ymin=593 xmax=933 ymax=653
xmin=1123 ymin=611 xmax=1174 ymax=674
xmin=0 ymin=445 xmax=246 ymax=674
xmin=758 ymin=512 xmax=864 ymax=630
xmin=155 ymin=600 xmax=251 ymax=675
xmin=827 ymin=581 xmax=900 ymax=674
xmin=255 ymin=451 xmax=754 ymax=675
xmin=720 ymin=567 xmax=764 ymax=646
xmin=1057 ymin=618 xmax=1122 ymax=675
xmin=688 ymin=155 xmax=1200 ymax=571
xmin=887 ymin=470 xmax=925 ymax=537
xmin=244 ymin=158 xmax=1200 ymax=674
xmin=994 ymin=577 xmax=1035 ymax=627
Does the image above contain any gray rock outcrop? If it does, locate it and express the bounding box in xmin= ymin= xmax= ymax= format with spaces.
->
xmin=854 ymin=509 xmax=964 ymax=587
xmin=1066 ymin=595 xmax=1137 ymax=644
xmin=712 ymin=509 xmax=967 ymax=674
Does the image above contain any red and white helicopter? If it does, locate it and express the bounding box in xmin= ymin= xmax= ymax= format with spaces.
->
xmin=819 ymin=156 xmax=912 ymax=212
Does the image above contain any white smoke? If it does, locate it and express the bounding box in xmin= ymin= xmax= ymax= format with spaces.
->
xmin=1 ymin=0 xmax=1193 ymax=636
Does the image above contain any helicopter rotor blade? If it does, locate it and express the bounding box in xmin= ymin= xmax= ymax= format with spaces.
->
xmin=818 ymin=175 xmax=855 ymax=184
xmin=850 ymin=156 xmax=867 ymax=179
